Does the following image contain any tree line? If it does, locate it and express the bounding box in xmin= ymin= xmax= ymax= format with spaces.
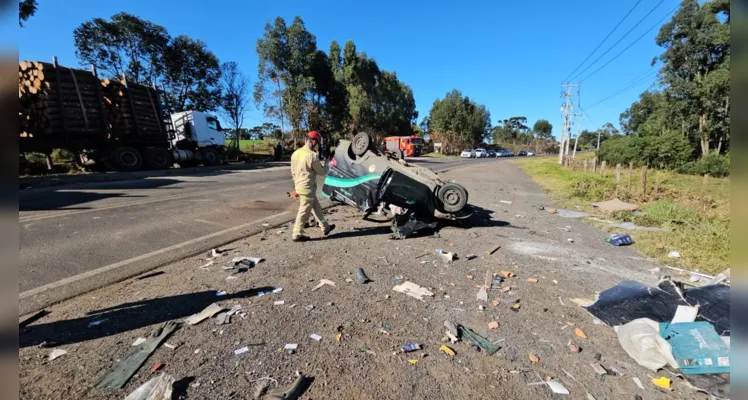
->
xmin=598 ymin=0 xmax=729 ymax=176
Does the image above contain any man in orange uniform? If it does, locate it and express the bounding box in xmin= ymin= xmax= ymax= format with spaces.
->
xmin=290 ymin=131 xmax=335 ymax=242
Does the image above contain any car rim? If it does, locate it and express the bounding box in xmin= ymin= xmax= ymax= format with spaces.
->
xmin=354 ymin=137 xmax=367 ymax=152
xmin=443 ymin=189 xmax=461 ymax=206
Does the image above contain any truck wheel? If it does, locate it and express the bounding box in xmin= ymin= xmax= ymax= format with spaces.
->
xmin=352 ymin=132 xmax=371 ymax=156
xmin=201 ymin=148 xmax=222 ymax=166
xmin=110 ymin=146 xmax=143 ymax=172
xmin=436 ymin=183 xmax=468 ymax=213
xmin=144 ymin=147 xmax=171 ymax=170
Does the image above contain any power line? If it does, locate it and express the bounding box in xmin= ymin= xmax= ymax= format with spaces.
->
xmin=567 ymin=0 xmax=666 ymax=83
xmin=579 ymin=5 xmax=678 ymax=82
xmin=561 ymin=0 xmax=643 ymax=84
xmin=586 ymin=71 xmax=658 ymax=108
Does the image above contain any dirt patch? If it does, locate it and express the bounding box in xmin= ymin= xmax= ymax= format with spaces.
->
xmin=19 ymin=163 xmax=706 ymax=399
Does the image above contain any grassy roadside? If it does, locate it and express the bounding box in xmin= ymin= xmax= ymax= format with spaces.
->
xmin=421 ymin=152 xmax=455 ymax=158
xmin=514 ymin=155 xmax=729 ymax=275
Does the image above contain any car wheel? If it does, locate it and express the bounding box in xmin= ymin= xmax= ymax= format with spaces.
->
xmin=110 ymin=146 xmax=143 ymax=172
xmin=436 ymin=183 xmax=468 ymax=213
xmin=352 ymin=132 xmax=371 ymax=156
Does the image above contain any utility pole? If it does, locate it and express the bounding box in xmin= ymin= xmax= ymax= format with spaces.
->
xmin=558 ymin=83 xmax=579 ymax=164
xmin=572 ymin=112 xmax=582 ymax=159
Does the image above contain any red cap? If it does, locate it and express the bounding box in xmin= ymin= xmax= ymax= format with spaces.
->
xmin=307 ymin=131 xmax=321 ymax=143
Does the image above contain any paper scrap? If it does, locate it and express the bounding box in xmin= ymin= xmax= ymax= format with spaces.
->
xmin=284 ymin=344 xmax=298 ymax=350
xmin=48 ymin=349 xmax=67 ymax=361
xmin=274 ymin=300 xmax=285 ymax=305
xmin=671 ymin=305 xmax=699 ymax=323
xmin=310 ymin=333 xmax=322 ymax=341
xmin=633 ymin=377 xmax=644 ymax=390
xmin=311 ymin=279 xmax=336 ymax=292
xmin=547 ymin=379 xmax=569 ymax=395
xmin=234 ymin=346 xmax=249 ymax=356
xmin=272 ymin=288 xmax=283 ymax=294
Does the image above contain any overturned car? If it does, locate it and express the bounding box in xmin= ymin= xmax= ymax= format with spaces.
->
xmin=322 ymin=132 xmax=470 ymax=238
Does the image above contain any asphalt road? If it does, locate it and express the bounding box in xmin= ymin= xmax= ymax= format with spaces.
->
xmin=19 ymin=156 xmax=502 ymax=295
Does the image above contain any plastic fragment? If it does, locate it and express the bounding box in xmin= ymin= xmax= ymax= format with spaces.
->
xmin=439 ymin=345 xmax=455 ymax=356
xmin=575 ymin=328 xmax=588 ymax=339
xmin=652 ymin=376 xmax=671 ymax=389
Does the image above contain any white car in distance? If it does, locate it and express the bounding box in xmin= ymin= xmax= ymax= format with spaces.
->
xmin=474 ymin=148 xmax=488 ymax=158
xmin=460 ymin=149 xmax=476 ymax=158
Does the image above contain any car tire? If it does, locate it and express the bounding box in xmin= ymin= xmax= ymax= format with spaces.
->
xmin=201 ymin=147 xmax=223 ymax=166
xmin=352 ymin=132 xmax=371 ymax=156
xmin=436 ymin=183 xmax=468 ymax=213
xmin=144 ymin=147 xmax=171 ymax=170
xmin=110 ymin=146 xmax=143 ymax=172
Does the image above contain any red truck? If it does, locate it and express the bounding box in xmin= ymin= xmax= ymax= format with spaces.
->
xmin=383 ymin=135 xmax=424 ymax=157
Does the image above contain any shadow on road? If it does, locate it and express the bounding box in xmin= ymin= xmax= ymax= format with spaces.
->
xmin=19 ymin=286 xmax=274 ymax=348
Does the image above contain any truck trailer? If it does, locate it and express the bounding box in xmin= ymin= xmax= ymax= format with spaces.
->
xmin=19 ymin=58 xmax=225 ymax=172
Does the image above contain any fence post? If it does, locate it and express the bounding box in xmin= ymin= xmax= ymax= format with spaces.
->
xmin=615 ymin=164 xmax=621 ymax=184
xmin=600 ymin=160 xmax=607 ymax=176
xmin=641 ymin=166 xmax=648 ymax=195
xmin=592 ymin=158 xmax=597 ymax=173
xmin=628 ymin=162 xmax=633 ymax=191
xmin=583 ymin=159 xmax=588 ymax=172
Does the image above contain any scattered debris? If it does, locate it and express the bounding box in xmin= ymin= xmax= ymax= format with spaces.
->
xmin=311 ymin=279 xmax=336 ymax=292
xmin=185 ymin=304 xmax=225 ymax=325
xmin=529 ymin=353 xmax=540 ymax=364
xmin=488 ymin=321 xmax=499 ymax=330
xmin=466 ymin=275 xmax=474 ymax=280
xmin=163 ymin=343 xmax=178 ymax=350
xmin=234 ymin=346 xmax=249 ymax=356
xmin=436 ymin=249 xmax=456 ymax=261
xmin=94 ymin=322 xmax=179 ymax=389
xmin=214 ymin=312 xmax=230 ymax=325
xmin=150 ymin=362 xmax=164 ymax=373
xmin=274 ymin=300 xmax=285 ymax=306
xmin=132 ymin=337 xmax=147 ymax=346
xmin=392 ymin=281 xmax=434 ymax=301
xmin=617 ymin=318 xmax=678 ymax=371
xmin=605 ymin=233 xmax=633 ymax=246
xmin=477 ymin=270 xmax=491 ymax=301
xmin=211 ymin=248 xmax=225 ymax=258
xmin=661 ymin=321 xmax=730 ymax=374
xmin=48 ymin=349 xmax=67 ymax=361
xmin=570 ymin=298 xmax=595 ymax=307
xmin=356 ymin=268 xmax=370 ymax=284
xmin=651 ymin=376 xmax=672 ymax=389
xmin=633 ymin=377 xmax=645 ymax=390
xmin=668 ymin=250 xmax=681 ymax=259
xmin=527 ymin=277 xmax=538 ymax=283
xmin=511 ymin=303 xmax=521 ymax=312
xmin=199 ymin=261 xmax=214 ymax=271
xmin=215 ymin=290 xmax=227 ymax=296
xmin=569 ymin=344 xmax=580 ymax=353
xmin=408 ymin=359 xmax=418 ymax=365
xmin=500 ymin=271 xmax=515 ymax=278
xmin=590 ymin=363 xmax=608 ymax=376
xmin=672 ymin=305 xmax=699 ymax=323
xmin=590 ymin=198 xmax=638 ymax=212
xmin=444 ymin=321 xmax=460 ymax=344
xmin=499 ymin=200 xmax=513 ymax=204
xmin=457 ymin=324 xmax=500 ymax=355
xmin=439 ymin=345 xmax=455 ymax=357
xmin=487 ymin=245 xmax=501 ymax=255
xmin=466 ymin=254 xmax=477 ymax=260
xmin=123 ymin=373 xmax=174 ymax=400
xmin=567 ymin=238 xmax=574 ymax=243
xmin=268 ymin=371 xmax=310 ymax=399
xmin=401 ymin=343 xmax=422 ymax=353
xmin=284 ymin=344 xmax=298 ymax=351
xmin=574 ymin=328 xmax=588 ymax=339
xmin=309 ymin=334 xmax=322 ymax=342
xmin=546 ymin=379 xmax=570 ymax=395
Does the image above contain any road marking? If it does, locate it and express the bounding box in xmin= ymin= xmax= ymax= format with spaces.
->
xmin=19 ymin=179 xmax=290 ymax=223
xmin=19 ymin=211 xmax=291 ymax=301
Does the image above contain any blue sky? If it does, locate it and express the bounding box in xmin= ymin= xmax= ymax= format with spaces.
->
xmin=4 ymin=0 xmax=680 ymax=139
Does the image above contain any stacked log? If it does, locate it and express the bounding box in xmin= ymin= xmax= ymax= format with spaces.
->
xmin=101 ymin=78 xmax=164 ymax=140
xmin=19 ymin=59 xmax=165 ymax=143
xmin=19 ymin=60 xmax=106 ymax=138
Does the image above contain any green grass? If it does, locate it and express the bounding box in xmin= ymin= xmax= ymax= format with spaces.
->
xmin=515 ymin=157 xmax=730 ymax=275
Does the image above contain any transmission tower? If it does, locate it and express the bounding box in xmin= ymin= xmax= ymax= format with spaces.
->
xmin=558 ymin=83 xmax=579 ymax=164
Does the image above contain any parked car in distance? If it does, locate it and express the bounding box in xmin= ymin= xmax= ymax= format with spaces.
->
xmin=460 ymin=149 xmax=476 ymax=158
xmin=486 ymin=150 xmax=497 ymax=158
xmin=498 ymin=149 xmax=513 ymax=157
xmin=526 ymin=151 xmax=536 ymax=156
xmin=518 ymin=150 xmax=528 ymax=156
xmin=474 ymin=148 xmax=488 ymax=158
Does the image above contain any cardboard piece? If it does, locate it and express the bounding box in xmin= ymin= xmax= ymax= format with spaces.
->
xmin=392 ymin=281 xmax=434 ymax=301
xmin=659 ymin=321 xmax=730 ymax=374
xmin=185 ymin=303 xmax=225 ymax=325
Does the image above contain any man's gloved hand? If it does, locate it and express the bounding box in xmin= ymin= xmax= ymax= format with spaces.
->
xmin=287 ymin=191 xmax=299 ymax=198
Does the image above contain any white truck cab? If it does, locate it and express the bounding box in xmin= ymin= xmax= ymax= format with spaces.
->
xmin=168 ymin=111 xmax=225 ymax=166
